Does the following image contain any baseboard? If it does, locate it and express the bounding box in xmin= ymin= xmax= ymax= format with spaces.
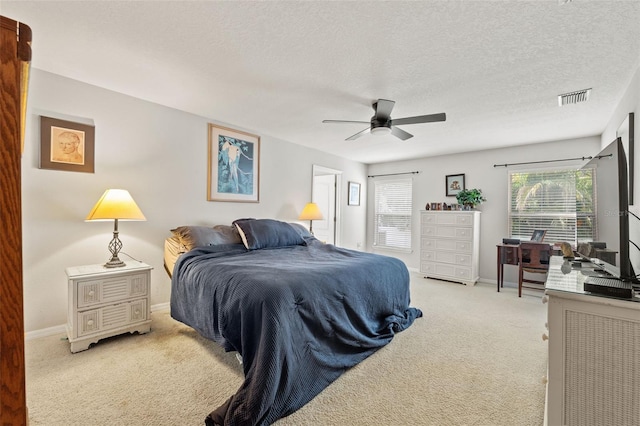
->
xmin=25 ymin=324 xmax=67 ymax=341
xmin=25 ymin=302 xmax=172 ymax=341
xmin=151 ymin=302 xmax=170 ymax=312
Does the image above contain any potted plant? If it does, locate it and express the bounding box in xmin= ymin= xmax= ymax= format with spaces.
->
xmin=456 ymin=188 xmax=486 ymax=209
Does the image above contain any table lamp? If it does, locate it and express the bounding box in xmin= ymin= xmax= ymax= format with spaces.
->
xmin=85 ymin=189 xmax=146 ymax=268
xmin=298 ymin=202 xmax=323 ymax=234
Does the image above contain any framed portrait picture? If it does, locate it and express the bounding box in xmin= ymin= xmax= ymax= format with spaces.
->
xmin=531 ymin=229 xmax=547 ymax=242
xmin=39 ymin=116 xmax=95 ymax=173
xmin=617 ymin=112 xmax=634 ymax=205
xmin=445 ymin=173 xmax=465 ymax=197
xmin=348 ymin=181 xmax=361 ymax=206
xmin=207 ymin=123 xmax=260 ymax=202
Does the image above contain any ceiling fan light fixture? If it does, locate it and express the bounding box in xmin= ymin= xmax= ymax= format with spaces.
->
xmin=371 ymin=126 xmax=392 ymax=136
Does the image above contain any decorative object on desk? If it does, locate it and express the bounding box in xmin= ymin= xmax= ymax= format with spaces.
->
xmin=456 ymin=188 xmax=486 ymax=209
xmin=298 ymin=202 xmax=323 ymax=234
xmin=207 ymin=123 xmax=260 ymax=203
xmin=560 ymin=242 xmax=574 ymax=259
xmin=347 ymin=181 xmax=361 ymax=206
xmin=39 ymin=116 xmax=95 ymax=173
xmin=425 ymin=203 xmax=430 ymax=210
xmin=616 ymin=112 xmax=634 ymax=204
xmin=445 ymin=173 xmax=465 ymax=196
xmin=86 ymin=189 xmax=146 ymax=268
xmin=531 ymin=229 xmax=547 ymax=242
xmin=561 ymin=259 xmax=572 ymax=274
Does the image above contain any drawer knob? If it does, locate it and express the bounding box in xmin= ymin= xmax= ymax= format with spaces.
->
xmin=135 ymin=309 xmax=140 ymax=315
xmin=542 ymin=333 xmax=549 ymax=341
xmin=541 ymin=377 xmax=548 ymax=385
xmin=88 ymin=290 xmax=95 ymax=296
xmin=87 ymin=319 xmax=94 ymax=326
xmin=541 ymin=295 xmax=549 ymax=304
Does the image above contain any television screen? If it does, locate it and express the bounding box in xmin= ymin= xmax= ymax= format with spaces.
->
xmin=583 ymin=138 xmax=639 ymax=285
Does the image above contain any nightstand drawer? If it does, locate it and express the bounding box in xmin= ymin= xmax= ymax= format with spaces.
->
xmin=77 ymin=298 xmax=148 ymax=337
xmin=77 ymin=272 xmax=148 ymax=309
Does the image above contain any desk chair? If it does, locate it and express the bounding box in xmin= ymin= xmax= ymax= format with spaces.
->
xmin=518 ymin=242 xmax=552 ymax=297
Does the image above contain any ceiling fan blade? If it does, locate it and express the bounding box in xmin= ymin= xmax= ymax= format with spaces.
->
xmin=346 ymin=127 xmax=372 ymax=141
xmin=374 ymin=99 xmax=395 ymax=121
xmin=322 ymin=119 xmax=370 ymax=124
xmin=390 ymin=112 xmax=446 ymax=126
xmin=391 ymin=126 xmax=413 ymax=141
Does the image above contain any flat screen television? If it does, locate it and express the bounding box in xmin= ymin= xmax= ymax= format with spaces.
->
xmin=583 ymin=137 xmax=640 ymax=286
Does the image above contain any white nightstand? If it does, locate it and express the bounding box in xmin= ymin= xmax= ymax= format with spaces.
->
xmin=66 ymin=261 xmax=152 ymax=353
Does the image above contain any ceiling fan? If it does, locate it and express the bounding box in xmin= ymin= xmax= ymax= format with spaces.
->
xmin=322 ymin=99 xmax=446 ymax=141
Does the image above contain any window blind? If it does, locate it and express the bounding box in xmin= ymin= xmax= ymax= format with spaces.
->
xmin=373 ymin=178 xmax=412 ymax=251
xmin=508 ymin=168 xmax=596 ymax=244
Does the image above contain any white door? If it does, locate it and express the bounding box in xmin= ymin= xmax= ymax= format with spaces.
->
xmin=312 ymin=174 xmax=336 ymax=244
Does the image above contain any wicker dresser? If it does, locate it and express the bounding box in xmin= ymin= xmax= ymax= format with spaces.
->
xmin=544 ymin=257 xmax=640 ymax=425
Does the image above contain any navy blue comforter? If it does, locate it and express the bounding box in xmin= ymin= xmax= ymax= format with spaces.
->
xmin=170 ymin=239 xmax=422 ymax=426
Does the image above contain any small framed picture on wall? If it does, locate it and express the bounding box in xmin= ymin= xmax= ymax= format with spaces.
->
xmin=445 ymin=173 xmax=465 ymax=196
xmin=348 ymin=181 xmax=361 ymax=206
xmin=39 ymin=116 xmax=95 ymax=173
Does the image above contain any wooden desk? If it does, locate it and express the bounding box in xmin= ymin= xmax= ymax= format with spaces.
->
xmin=496 ymin=243 xmax=519 ymax=291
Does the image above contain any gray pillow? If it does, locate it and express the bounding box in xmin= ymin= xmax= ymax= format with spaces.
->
xmin=289 ymin=222 xmax=313 ymax=238
xmin=170 ymin=225 xmax=242 ymax=251
xmin=232 ymin=219 xmax=305 ymax=250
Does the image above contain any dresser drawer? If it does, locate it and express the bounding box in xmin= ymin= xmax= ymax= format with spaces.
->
xmin=77 ymin=272 xmax=148 ymax=309
xmin=421 ymin=225 xmax=473 ymax=240
xmin=422 ymin=238 xmax=473 ymax=252
xmin=421 ymin=212 xmax=474 ymax=226
xmin=432 ymin=251 xmax=472 ymax=266
xmin=421 ymin=262 xmax=472 ymax=281
xmin=77 ymin=298 xmax=148 ymax=337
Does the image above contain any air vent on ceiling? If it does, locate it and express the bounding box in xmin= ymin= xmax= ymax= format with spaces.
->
xmin=558 ymin=88 xmax=592 ymax=106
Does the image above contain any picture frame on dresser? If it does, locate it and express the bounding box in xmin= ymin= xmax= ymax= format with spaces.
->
xmin=445 ymin=173 xmax=465 ymax=196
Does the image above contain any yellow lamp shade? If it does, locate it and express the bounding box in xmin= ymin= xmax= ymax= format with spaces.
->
xmin=86 ymin=189 xmax=146 ymax=221
xmin=298 ymin=202 xmax=323 ymax=221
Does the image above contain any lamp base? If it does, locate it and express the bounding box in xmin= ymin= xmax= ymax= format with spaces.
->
xmin=105 ymin=223 xmax=125 ymax=268
xmin=104 ymin=256 xmax=126 ymax=268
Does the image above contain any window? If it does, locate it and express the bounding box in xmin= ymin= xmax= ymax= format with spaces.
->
xmin=508 ymin=168 xmax=596 ymax=244
xmin=373 ymin=178 xmax=412 ymax=251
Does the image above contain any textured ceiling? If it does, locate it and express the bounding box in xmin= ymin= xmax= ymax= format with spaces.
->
xmin=3 ymin=1 xmax=640 ymax=164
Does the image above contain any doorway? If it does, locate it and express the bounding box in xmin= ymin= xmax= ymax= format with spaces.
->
xmin=312 ymin=165 xmax=342 ymax=245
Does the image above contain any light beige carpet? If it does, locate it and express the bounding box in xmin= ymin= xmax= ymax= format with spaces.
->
xmin=25 ymin=273 xmax=547 ymax=425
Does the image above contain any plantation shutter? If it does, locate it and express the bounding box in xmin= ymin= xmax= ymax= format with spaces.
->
xmin=373 ymin=178 xmax=412 ymax=251
xmin=508 ymin=168 xmax=596 ymax=244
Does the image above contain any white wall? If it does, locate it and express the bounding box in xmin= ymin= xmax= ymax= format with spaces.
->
xmin=22 ymin=69 xmax=368 ymax=332
xmin=366 ymin=136 xmax=602 ymax=284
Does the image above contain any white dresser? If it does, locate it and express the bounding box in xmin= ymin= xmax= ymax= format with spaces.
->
xmin=420 ymin=210 xmax=481 ymax=285
xmin=66 ymin=261 xmax=152 ymax=353
xmin=544 ymin=257 xmax=640 ymax=426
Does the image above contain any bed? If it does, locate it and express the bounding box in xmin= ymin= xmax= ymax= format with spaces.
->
xmin=168 ymin=219 xmax=422 ymax=426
